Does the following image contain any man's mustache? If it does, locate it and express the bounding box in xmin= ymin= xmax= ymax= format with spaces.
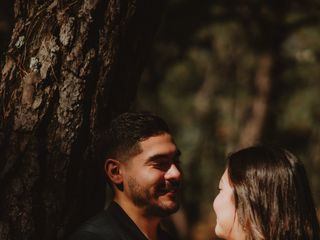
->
xmin=156 ymin=180 xmax=181 ymax=195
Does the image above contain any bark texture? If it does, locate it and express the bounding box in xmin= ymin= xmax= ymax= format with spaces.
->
xmin=0 ymin=1 xmax=166 ymax=239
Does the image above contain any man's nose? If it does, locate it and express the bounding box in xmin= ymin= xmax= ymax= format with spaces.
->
xmin=165 ymin=163 xmax=182 ymax=180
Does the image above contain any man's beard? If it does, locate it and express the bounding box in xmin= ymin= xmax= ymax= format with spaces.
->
xmin=127 ymin=176 xmax=180 ymax=217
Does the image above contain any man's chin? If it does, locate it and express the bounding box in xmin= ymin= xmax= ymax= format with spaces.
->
xmin=159 ymin=199 xmax=180 ymax=214
xmin=164 ymin=203 xmax=180 ymax=214
xmin=146 ymin=200 xmax=180 ymax=217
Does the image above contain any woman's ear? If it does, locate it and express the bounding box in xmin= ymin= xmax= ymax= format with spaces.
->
xmin=104 ymin=159 xmax=123 ymax=185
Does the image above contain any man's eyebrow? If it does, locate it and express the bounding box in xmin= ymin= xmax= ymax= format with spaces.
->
xmin=148 ymin=150 xmax=181 ymax=162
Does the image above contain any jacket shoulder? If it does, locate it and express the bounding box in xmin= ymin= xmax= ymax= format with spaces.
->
xmin=69 ymin=211 xmax=119 ymax=240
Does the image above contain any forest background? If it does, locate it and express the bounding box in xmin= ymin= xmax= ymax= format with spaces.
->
xmin=1 ymin=0 xmax=320 ymax=240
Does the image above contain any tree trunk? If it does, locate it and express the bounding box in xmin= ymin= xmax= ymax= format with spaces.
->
xmin=237 ymin=53 xmax=272 ymax=148
xmin=0 ymin=1 xmax=14 ymax=57
xmin=0 ymin=1 xmax=166 ymax=239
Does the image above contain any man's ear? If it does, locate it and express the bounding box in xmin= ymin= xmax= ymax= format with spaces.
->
xmin=104 ymin=159 xmax=123 ymax=185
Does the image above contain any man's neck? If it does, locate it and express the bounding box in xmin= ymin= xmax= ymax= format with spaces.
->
xmin=114 ymin=197 xmax=161 ymax=240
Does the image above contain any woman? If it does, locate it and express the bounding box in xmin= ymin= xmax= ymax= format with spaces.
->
xmin=213 ymin=145 xmax=320 ymax=240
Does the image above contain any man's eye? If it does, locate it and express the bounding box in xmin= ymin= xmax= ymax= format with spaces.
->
xmin=154 ymin=162 xmax=170 ymax=170
xmin=173 ymin=157 xmax=181 ymax=166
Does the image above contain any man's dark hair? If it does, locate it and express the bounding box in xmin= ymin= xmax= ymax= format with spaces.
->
xmin=104 ymin=111 xmax=171 ymax=161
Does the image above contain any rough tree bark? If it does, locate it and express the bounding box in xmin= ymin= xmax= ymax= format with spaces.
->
xmin=0 ymin=1 xmax=14 ymax=56
xmin=0 ymin=0 xmax=166 ymax=239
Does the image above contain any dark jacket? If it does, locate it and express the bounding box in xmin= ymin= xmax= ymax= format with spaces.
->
xmin=69 ymin=201 xmax=174 ymax=240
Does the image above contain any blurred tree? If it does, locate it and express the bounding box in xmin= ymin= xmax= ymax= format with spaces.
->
xmin=0 ymin=0 xmax=166 ymax=239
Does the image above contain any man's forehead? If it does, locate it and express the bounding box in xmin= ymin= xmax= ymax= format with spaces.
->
xmin=138 ymin=133 xmax=179 ymax=156
xmin=139 ymin=132 xmax=174 ymax=144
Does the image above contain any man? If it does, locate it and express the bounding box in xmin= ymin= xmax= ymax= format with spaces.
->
xmin=70 ymin=111 xmax=182 ymax=240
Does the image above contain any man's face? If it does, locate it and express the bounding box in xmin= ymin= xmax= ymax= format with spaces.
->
xmin=122 ymin=133 xmax=182 ymax=217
